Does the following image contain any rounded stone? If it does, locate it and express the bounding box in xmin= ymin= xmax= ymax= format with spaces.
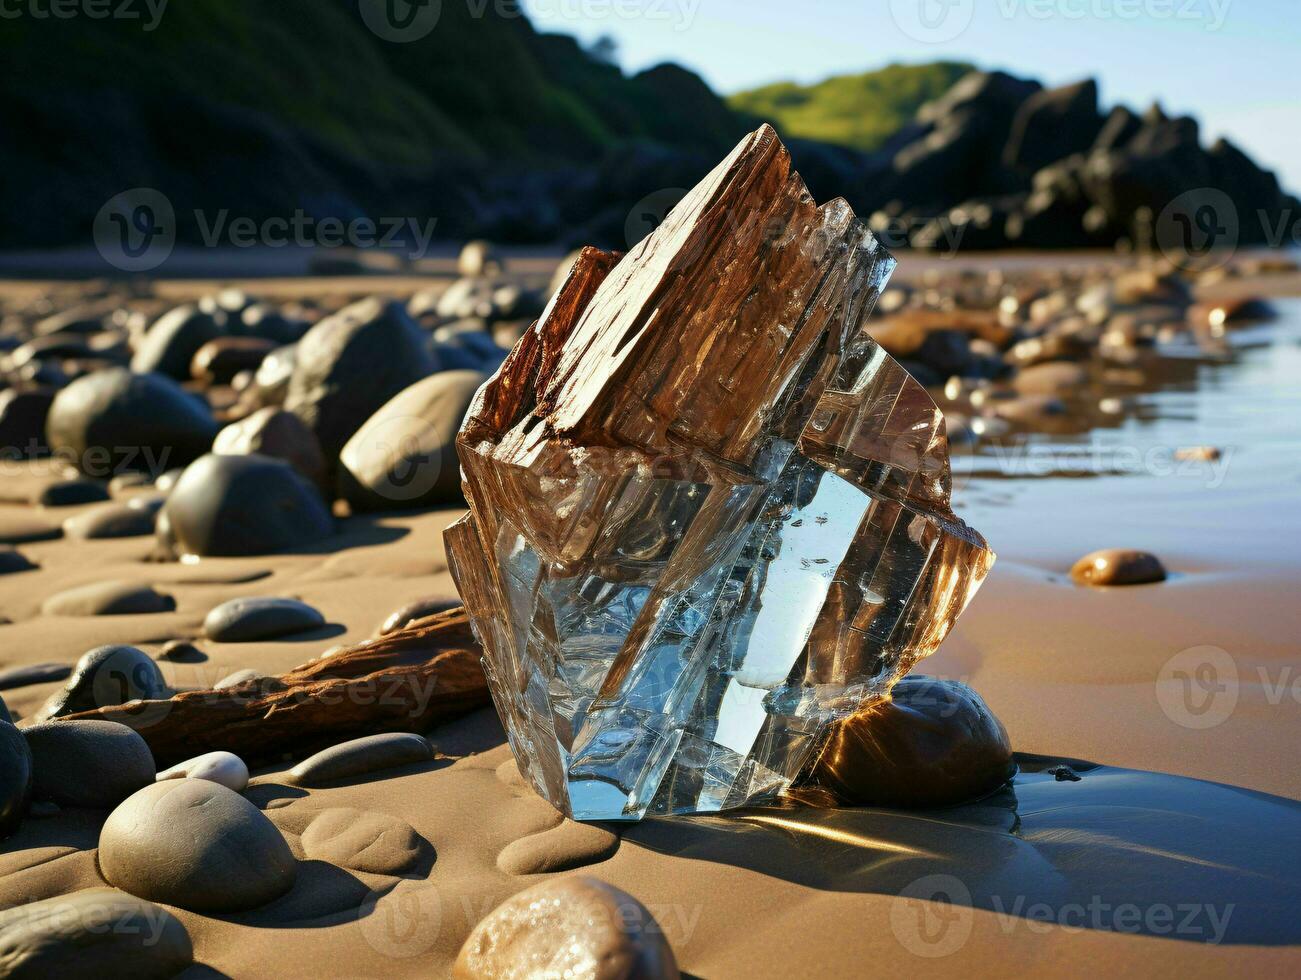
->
xmin=212 ymin=669 xmax=268 ymax=690
xmin=99 ymin=780 xmax=298 ymax=913
xmin=41 ymin=581 xmax=175 ymax=617
xmin=338 ymin=369 xmax=487 ymax=511
xmin=284 ymin=297 xmax=436 ymax=463
xmin=376 ymin=596 xmax=461 ymax=636
xmin=190 ymin=336 xmax=276 ymax=384
xmin=62 ymin=502 xmax=157 ymax=540
xmin=0 ymin=661 xmax=70 ymax=690
xmin=1070 ymin=548 xmax=1167 ymax=586
xmin=453 ymin=876 xmax=678 ymax=980
xmin=37 ymin=479 xmax=110 ymax=507
xmin=0 ymin=888 xmax=193 ymax=980
xmin=0 ymin=388 xmax=55 ymax=457
xmin=299 ymin=807 xmax=427 ymax=876
xmin=287 ymin=733 xmax=432 ymax=787
xmin=809 ymin=676 xmax=1015 ymax=809
xmin=251 ymin=344 xmax=298 ymax=405
xmin=157 ymin=751 xmax=249 ymax=793
xmin=1012 ymin=361 xmax=1089 ymax=395
xmin=212 ymin=406 xmax=326 ymax=486
xmin=203 ymin=596 xmax=325 ymax=642
xmin=0 ymin=721 xmax=33 ymax=837
xmin=162 ymin=453 xmax=333 ymax=557
xmin=24 ymin=720 xmax=155 ymax=809
xmin=155 ymin=640 xmax=203 ymax=663
xmin=992 ymin=393 xmax=1068 ymax=423
xmin=35 ymin=644 xmax=168 ymax=719
xmin=0 ymin=545 xmax=36 ymax=575
xmin=458 ymin=239 xmax=502 ymax=278
xmin=130 ymin=305 xmax=223 ymax=380
xmin=45 ymin=368 xmax=218 ymax=477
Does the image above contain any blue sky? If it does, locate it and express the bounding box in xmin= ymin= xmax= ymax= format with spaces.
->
xmin=521 ymin=0 xmax=1300 ymax=191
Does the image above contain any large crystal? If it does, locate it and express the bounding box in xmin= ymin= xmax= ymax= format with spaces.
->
xmin=446 ymin=125 xmax=995 ymax=821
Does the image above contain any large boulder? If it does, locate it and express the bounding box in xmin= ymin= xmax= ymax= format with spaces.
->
xmin=338 ymin=370 xmax=487 ymax=510
xmin=45 ymin=368 xmax=217 ymax=478
xmin=284 ymin=298 xmax=436 ymax=463
xmin=161 ymin=453 xmax=333 ymax=557
xmin=1003 ymin=79 xmax=1104 ymax=175
xmin=130 ymin=306 xmax=223 ymax=380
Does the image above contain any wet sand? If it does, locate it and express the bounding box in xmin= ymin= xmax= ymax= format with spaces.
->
xmin=0 ymin=258 xmax=1299 ymax=976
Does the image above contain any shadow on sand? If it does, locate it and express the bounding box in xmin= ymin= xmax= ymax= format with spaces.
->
xmin=624 ymin=753 xmax=1301 ymax=945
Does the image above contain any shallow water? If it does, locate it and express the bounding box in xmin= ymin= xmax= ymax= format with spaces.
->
xmin=953 ymin=298 xmax=1301 ymax=572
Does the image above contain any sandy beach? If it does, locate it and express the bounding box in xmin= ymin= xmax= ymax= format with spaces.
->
xmin=0 ymin=250 xmax=1298 ymax=977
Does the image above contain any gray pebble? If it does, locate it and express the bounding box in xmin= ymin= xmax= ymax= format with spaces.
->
xmin=0 ymin=721 xmax=32 ymax=836
xmin=162 ymin=453 xmax=334 ymax=557
xmin=287 ymin=732 xmax=432 ymax=787
xmin=377 ymin=596 xmax=461 ymax=636
xmin=24 ymin=719 xmax=155 ymax=808
xmin=35 ymin=644 xmax=167 ymax=719
xmin=203 ymin=596 xmax=325 ymax=642
xmin=0 ymin=662 xmax=71 ymax=690
xmin=36 ymin=479 xmax=110 ymax=507
xmin=41 ymin=581 xmax=175 ymax=617
xmin=0 ymin=545 xmax=36 ymax=575
xmin=213 ymin=668 xmax=266 ymax=690
xmin=62 ymin=501 xmax=157 ymax=539
xmin=0 ymin=888 xmax=193 ymax=979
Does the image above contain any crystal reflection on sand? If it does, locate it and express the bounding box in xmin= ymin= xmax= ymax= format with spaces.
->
xmin=623 ymin=754 xmax=1301 ymax=945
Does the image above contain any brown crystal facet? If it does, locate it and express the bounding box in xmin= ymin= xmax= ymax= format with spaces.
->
xmin=446 ymin=125 xmax=995 ymax=821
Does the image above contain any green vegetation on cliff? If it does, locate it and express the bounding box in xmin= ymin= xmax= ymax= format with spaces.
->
xmin=730 ymin=62 xmax=975 ymax=151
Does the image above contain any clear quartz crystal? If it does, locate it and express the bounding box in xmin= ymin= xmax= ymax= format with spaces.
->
xmin=446 ymin=126 xmax=995 ymax=821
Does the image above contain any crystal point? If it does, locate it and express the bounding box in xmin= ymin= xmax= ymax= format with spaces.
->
xmin=446 ymin=125 xmax=995 ymax=821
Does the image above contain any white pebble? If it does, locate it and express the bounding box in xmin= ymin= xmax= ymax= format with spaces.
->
xmin=156 ymin=751 xmax=249 ymax=793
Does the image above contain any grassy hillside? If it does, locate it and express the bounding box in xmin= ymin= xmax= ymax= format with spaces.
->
xmin=730 ymin=61 xmax=975 ymax=151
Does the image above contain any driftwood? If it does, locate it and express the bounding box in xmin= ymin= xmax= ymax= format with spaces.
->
xmin=65 ymin=607 xmax=491 ymax=768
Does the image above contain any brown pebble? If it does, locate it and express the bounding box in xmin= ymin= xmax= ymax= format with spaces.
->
xmin=1011 ymin=361 xmax=1088 ymax=395
xmin=454 ymin=876 xmax=677 ymax=980
xmin=1174 ymin=446 xmax=1222 ymax=462
xmin=1070 ymin=548 xmax=1167 ymax=586
xmin=806 ymin=675 xmax=1014 ymax=809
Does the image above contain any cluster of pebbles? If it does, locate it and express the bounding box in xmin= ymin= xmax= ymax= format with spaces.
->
xmin=0 ymin=244 xmax=1290 ymax=975
xmin=866 ymin=255 xmax=1287 ymax=443
xmin=0 ymin=241 xmax=544 ymax=567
